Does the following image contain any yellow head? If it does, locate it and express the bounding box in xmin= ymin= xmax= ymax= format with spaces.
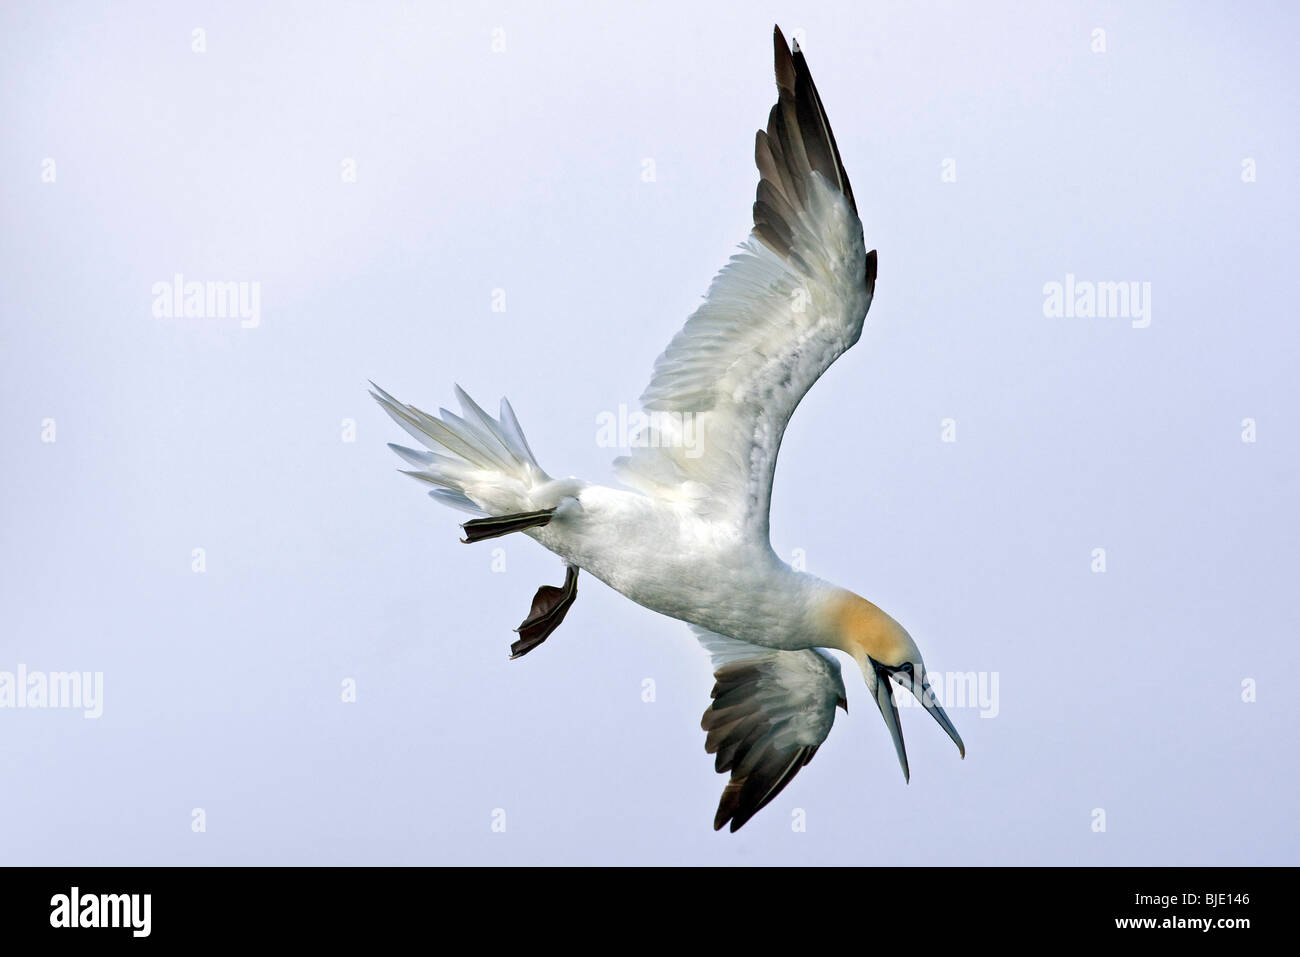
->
xmin=822 ymin=590 xmax=964 ymax=781
xmin=825 ymin=591 xmax=921 ymax=669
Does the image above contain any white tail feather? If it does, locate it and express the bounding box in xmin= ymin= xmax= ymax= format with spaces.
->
xmin=371 ymin=382 xmax=550 ymax=517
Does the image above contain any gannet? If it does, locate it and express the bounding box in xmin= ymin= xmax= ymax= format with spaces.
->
xmin=373 ymin=26 xmax=964 ymax=832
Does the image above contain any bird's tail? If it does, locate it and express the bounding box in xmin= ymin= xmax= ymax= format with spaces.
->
xmin=369 ymin=382 xmax=551 ymax=517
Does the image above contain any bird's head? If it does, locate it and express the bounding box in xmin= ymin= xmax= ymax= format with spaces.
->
xmin=825 ymin=591 xmax=965 ymax=781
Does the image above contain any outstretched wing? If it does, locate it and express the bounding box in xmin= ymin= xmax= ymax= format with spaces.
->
xmin=694 ymin=626 xmax=847 ymax=832
xmin=615 ymin=26 xmax=876 ymax=543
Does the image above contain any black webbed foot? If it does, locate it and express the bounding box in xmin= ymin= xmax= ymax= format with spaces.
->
xmin=510 ymin=564 xmax=578 ymax=659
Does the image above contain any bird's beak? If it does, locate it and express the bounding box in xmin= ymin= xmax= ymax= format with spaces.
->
xmin=870 ymin=660 xmax=966 ymax=783
xmin=897 ymin=664 xmax=966 ymax=760
xmin=870 ymin=660 xmax=910 ymax=782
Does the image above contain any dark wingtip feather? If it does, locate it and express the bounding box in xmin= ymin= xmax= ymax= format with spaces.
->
xmin=772 ymin=25 xmax=796 ymax=93
xmin=754 ymin=25 xmax=861 ymax=268
xmin=715 ymin=747 xmax=813 ymax=832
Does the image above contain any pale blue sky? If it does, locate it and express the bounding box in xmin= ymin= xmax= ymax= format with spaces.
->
xmin=1 ymin=0 xmax=1297 ymax=864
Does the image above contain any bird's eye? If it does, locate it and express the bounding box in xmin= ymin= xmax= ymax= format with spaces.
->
xmin=900 ymin=663 xmax=914 ymax=674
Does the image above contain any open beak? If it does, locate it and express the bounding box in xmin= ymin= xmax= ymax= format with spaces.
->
xmin=871 ymin=660 xmax=966 ymax=782
xmin=871 ymin=660 xmax=910 ymax=782
xmin=911 ymin=666 xmax=966 ymax=759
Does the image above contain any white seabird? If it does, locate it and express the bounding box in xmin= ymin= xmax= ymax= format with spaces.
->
xmin=373 ymin=26 xmax=964 ymax=832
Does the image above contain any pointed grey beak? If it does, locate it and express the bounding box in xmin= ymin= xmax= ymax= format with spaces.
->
xmin=871 ymin=660 xmax=909 ymax=782
xmin=870 ymin=660 xmax=966 ymax=782
xmin=915 ymin=670 xmax=967 ymax=759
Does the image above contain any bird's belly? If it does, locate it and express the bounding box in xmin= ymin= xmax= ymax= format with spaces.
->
xmin=528 ymin=487 xmax=774 ymax=635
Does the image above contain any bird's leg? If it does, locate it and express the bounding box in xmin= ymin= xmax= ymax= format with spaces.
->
xmin=459 ymin=508 xmax=556 ymax=544
xmin=510 ymin=564 xmax=579 ymax=659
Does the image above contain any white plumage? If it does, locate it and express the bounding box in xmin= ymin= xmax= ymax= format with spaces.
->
xmin=373 ymin=27 xmax=963 ymax=831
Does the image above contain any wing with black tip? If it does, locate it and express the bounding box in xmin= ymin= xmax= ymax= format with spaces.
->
xmin=694 ymin=626 xmax=847 ymax=832
xmin=616 ymin=26 xmax=876 ymax=544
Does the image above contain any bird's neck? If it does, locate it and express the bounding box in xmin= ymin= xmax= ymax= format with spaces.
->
xmin=815 ymin=586 xmax=912 ymax=666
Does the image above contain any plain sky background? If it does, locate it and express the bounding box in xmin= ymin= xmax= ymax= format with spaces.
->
xmin=2 ymin=0 xmax=1297 ymax=865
